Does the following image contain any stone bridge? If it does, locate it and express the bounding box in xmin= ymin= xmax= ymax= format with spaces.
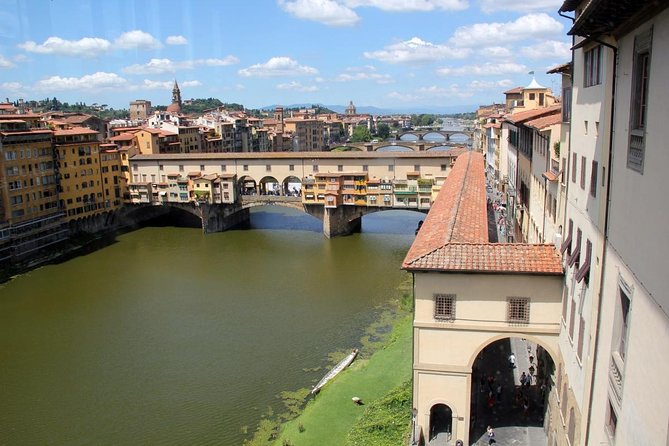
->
xmin=124 ymin=197 xmax=428 ymax=238
xmin=397 ymin=129 xmax=474 ymax=141
xmin=336 ymin=141 xmax=466 ymax=152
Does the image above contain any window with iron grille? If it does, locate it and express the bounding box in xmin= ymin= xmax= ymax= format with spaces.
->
xmin=628 ymin=28 xmax=652 ymax=174
xmin=507 ymin=297 xmax=530 ymax=324
xmin=434 ymin=294 xmax=456 ymax=321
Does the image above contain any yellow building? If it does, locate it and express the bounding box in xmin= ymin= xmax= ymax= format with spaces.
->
xmin=0 ymin=120 xmax=66 ymax=261
xmin=54 ymin=127 xmax=121 ymax=223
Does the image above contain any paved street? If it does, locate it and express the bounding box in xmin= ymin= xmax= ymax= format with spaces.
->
xmin=470 ymin=338 xmax=547 ymax=446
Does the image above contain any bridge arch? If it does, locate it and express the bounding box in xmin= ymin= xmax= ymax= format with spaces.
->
xmin=423 ymin=132 xmax=447 ymax=142
xmin=330 ymin=145 xmax=363 ymax=152
xmin=375 ymin=144 xmax=414 ymax=152
xmin=282 ymin=175 xmax=302 ymax=197
xmin=258 ymin=175 xmax=280 ymax=195
xmin=238 ymin=175 xmax=258 ymax=196
xmin=399 ymin=133 xmax=419 ymax=142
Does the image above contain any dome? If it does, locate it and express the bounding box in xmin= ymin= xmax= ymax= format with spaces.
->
xmin=166 ymin=102 xmax=181 ymax=114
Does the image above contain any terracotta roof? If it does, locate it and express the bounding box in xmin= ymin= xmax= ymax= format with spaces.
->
xmin=109 ymin=132 xmax=136 ymax=141
xmin=525 ymin=111 xmax=562 ymax=130
xmin=542 ymin=171 xmax=560 ymax=182
xmin=504 ymin=86 xmax=523 ymax=95
xmin=505 ymin=104 xmax=561 ymax=125
xmin=53 ymin=127 xmax=99 ymax=136
xmin=402 ymin=151 xmax=563 ymax=275
xmin=547 ymin=62 xmax=572 ymax=74
xmin=404 ymin=243 xmax=563 ymax=274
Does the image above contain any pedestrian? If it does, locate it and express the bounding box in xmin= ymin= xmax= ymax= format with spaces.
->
xmin=486 ymin=425 xmax=496 ymax=444
xmin=496 ymin=383 xmax=503 ymax=402
xmin=508 ymin=352 xmax=516 ymax=368
xmin=520 ymin=372 xmax=527 ymax=386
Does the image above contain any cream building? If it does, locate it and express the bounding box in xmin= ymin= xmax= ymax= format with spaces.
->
xmin=403 ymin=151 xmax=563 ymax=445
xmin=558 ymin=1 xmax=669 ymax=445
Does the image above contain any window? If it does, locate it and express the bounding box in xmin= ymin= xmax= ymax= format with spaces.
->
xmin=606 ymin=400 xmax=618 ymax=438
xmin=313 ymin=164 xmax=319 ymax=173
xmin=337 ymin=164 xmax=343 ymax=172
xmin=289 ymin=164 xmax=294 ymax=171
xmin=243 ymin=164 xmax=249 ymax=171
xmin=266 ymin=164 xmax=271 ymax=172
xmin=414 ymin=164 xmax=420 ymax=172
xmin=434 ymin=294 xmax=455 ymax=321
xmin=580 ymin=156 xmax=586 ymax=189
xmin=568 ymin=228 xmax=582 ymax=268
xmin=577 ymin=316 xmax=585 ymax=361
xmin=569 ymin=297 xmax=576 ymax=341
xmin=539 ymin=92 xmax=545 ymax=106
xmin=628 ymin=28 xmax=652 ymax=173
xmin=584 ymin=120 xmax=589 ymax=135
xmin=159 ymin=165 xmax=164 ymax=171
xmin=221 ymin=164 xmax=227 ymax=171
xmin=572 ymin=153 xmax=577 ymax=183
xmin=590 ymin=160 xmax=598 ymax=197
xmin=362 ymin=165 xmax=368 ymax=172
xmin=561 ymin=286 xmax=569 ymax=325
xmin=441 ymin=164 xmax=447 ymax=171
xmin=179 ymin=165 xmax=184 ymax=172
xmin=617 ymin=287 xmax=631 ymax=360
xmin=388 ymin=164 xmax=394 ymax=172
xmin=507 ymin=297 xmax=530 ymax=324
xmin=529 ymin=93 xmax=535 ymax=100
xmin=584 ymin=45 xmax=602 ymax=87
xmin=575 ymin=239 xmax=592 ymax=284
xmin=562 ymin=87 xmax=572 ymax=122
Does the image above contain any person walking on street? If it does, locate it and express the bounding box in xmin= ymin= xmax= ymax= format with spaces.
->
xmin=486 ymin=425 xmax=496 ymax=444
xmin=508 ymin=352 xmax=516 ymax=368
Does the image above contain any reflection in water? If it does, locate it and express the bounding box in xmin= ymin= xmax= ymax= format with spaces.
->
xmin=399 ymin=134 xmax=418 ymax=142
xmin=0 ymin=206 xmax=424 ymax=445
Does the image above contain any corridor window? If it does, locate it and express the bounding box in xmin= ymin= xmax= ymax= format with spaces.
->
xmin=434 ymin=294 xmax=455 ymax=321
xmin=584 ymin=45 xmax=602 ymax=87
xmin=628 ymin=28 xmax=652 ymax=174
xmin=507 ymin=297 xmax=530 ymax=324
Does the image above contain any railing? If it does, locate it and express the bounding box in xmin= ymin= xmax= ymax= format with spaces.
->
xmin=609 ymin=352 xmax=624 ymax=403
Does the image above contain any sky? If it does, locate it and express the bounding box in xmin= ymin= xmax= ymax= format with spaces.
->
xmin=0 ymin=0 xmax=572 ymax=112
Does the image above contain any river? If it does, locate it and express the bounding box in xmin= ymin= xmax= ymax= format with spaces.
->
xmin=0 ymin=207 xmax=423 ymax=445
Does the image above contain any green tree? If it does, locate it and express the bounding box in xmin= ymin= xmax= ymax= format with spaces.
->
xmin=351 ymin=125 xmax=372 ymax=142
xmin=376 ymin=123 xmax=390 ymax=140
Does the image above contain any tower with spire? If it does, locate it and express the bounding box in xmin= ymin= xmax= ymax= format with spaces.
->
xmin=166 ymin=79 xmax=182 ymax=114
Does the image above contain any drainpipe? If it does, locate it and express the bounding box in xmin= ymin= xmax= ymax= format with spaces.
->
xmin=583 ymin=36 xmax=618 ymax=446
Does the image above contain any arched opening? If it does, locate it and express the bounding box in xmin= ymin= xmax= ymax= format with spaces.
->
xmin=423 ymin=132 xmax=446 ymax=143
xmin=470 ymin=337 xmax=555 ymax=445
xmin=448 ymin=133 xmax=471 ymax=142
xmin=429 ymin=404 xmax=453 ymax=443
xmin=282 ymin=176 xmax=302 ymax=197
xmin=375 ymin=145 xmax=413 ymax=152
xmin=258 ymin=176 xmax=280 ymax=196
xmin=399 ymin=133 xmax=419 ymax=142
xmin=238 ymin=175 xmax=257 ymax=196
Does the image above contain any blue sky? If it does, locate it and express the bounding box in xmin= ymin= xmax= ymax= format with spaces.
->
xmin=0 ymin=0 xmax=571 ymax=111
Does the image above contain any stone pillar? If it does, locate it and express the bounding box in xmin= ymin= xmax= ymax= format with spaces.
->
xmin=418 ymin=133 xmax=424 ymax=141
xmin=201 ymin=204 xmax=249 ymax=233
xmin=417 ymin=143 xmax=425 ymax=152
xmin=322 ymin=206 xmax=362 ymax=238
xmin=365 ymin=143 xmax=373 ymax=152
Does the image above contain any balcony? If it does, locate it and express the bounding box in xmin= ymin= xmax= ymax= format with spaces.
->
xmin=609 ymin=352 xmax=624 ymax=404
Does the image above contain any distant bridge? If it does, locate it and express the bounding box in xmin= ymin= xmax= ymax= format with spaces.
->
xmin=397 ymin=129 xmax=474 ymax=141
xmin=333 ymin=141 xmax=467 ymax=152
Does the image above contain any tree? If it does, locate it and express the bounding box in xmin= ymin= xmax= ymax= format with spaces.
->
xmin=376 ymin=123 xmax=390 ymax=140
xmin=351 ymin=125 xmax=372 ymax=142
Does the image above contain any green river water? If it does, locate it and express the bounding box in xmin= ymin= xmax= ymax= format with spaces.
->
xmin=0 ymin=207 xmax=423 ymax=445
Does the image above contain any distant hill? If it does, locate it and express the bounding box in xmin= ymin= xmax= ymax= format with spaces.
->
xmin=261 ymin=103 xmax=476 ymax=115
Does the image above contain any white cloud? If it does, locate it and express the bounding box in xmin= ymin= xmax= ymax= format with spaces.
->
xmin=468 ymin=79 xmax=514 ymax=90
xmin=18 ymin=30 xmax=162 ymax=57
xmin=114 ymin=30 xmax=161 ymax=50
xmin=344 ymin=0 xmax=468 ymax=11
xmin=166 ymin=35 xmax=188 ymax=45
xmin=13 ymin=54 xmax=28 ymax=62
xmin=478 ymin=46 xmax=512 ymax=59
xmin=388 ymin=91 xmax=419 ymax=102
xmin=276 ymin=81 xmax=319 ymax=92
xmin=235 ymin=83 xmax=246 ymax=90
xmin=337 ymin=66 xmax=392 ymax=83
xmin=141 ymin=79 xmax=201 ymax=89
xmin=36 ymin=72 xmax=127 ymax=91
xmin=123 ymin=57 xmax=239 ymax=74
xmin=521 ymin=40 xmax=571 ymax=60
xmin=437 ymin=62 xmax=527 ymax=76
xmin=1 ymin=82 xmax=24 ymax=91
xmin=0 ymin=55 xmax=15 ymax=68
xmin=479 ymin=0 xmax=561 ymax=13
xmin=416 ymin=84 xmax=473 ymax=98
xmin=18 ymin=36 xmax=112 ymax=57
xmin=278 ymin=0 xmax=360 ymax=27
xmin=238 ymin=57 xmax=318 ymax=77
xmin=364 ymin=37 xmax=469 ymax=64
xmin=450 ymin=13 xmax=563 ymax=47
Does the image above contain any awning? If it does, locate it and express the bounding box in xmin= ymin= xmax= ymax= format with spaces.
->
xmin=542 ymin=170 xmax=561 ymax=182
xmin=159 ymin=191 xmax=167 ymax=196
